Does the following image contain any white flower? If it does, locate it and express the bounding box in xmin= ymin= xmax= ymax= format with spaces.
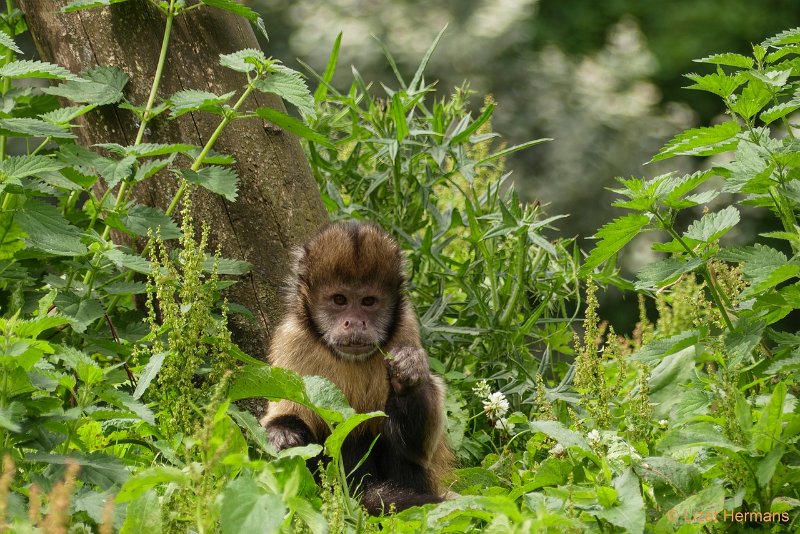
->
xmin=658 ymin=419 xmax=668 ymax=426
xmin=551 ymin=443 xmax=565 ymax=456
xmin=494 ymin=417 xmax=515 ymax=433
xmin=472 ymin=379 xmax=491 ymax=398
xmin=483 ymin=391 xmax=510 ymax=420
xmin=587 ymin=429 xmax=601 ymax=444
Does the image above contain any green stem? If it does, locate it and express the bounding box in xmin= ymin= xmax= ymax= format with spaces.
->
xmin=654 ymin=211 xmax=735 ymax=331
xmin=0 ymin=0 xmax=15 ymax=161
xmin=498 ymin=231 xmax=531 ymax=327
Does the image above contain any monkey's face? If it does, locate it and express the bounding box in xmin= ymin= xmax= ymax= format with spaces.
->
xmin=311 ymin=283 xmax=393 ymax=361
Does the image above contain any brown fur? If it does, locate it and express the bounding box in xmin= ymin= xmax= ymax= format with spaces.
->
xmin=261 ymin=221 xmax=453 ymax=505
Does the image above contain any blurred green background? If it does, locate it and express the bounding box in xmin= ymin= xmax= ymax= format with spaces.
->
xmin=253 ymin=0 xmax=797 ymax=330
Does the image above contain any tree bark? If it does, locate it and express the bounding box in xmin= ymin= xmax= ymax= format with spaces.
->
xmin=17 ymin=1 xmax=328 ymax=367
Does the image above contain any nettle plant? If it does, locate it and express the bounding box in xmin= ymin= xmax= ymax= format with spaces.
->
xmin=575 ymin=27 xmax=800 ymax=527
xmin=303 ymin=33 xmax=581 ymax=463
xmin=0 ymin=0 xmax=346 ymax=531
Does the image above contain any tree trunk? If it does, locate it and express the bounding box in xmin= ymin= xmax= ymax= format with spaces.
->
xmin=17 ymin=1 xmax=328 ymax=367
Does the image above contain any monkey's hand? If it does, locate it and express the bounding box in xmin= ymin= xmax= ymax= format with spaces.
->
xmin=387 ymin=346 xmax=429 ymax=396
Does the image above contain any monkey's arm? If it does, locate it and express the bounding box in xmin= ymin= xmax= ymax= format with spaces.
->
xmin=384 ymin=346 xmax=445 ymax=465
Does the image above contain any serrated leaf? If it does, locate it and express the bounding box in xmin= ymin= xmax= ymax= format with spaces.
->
xmin=43 ymin=66 xmax=127 ymax=105
xmin=731 ymin=79 xmax=773 ymax=120
xmin=168 ymin=90 xmax=235 ymax=118
xmin=0 ymin=118 xmax=75 ymax=138
xmin=102 ymin=281 xmax=146 ymax=295
xmin=62 ymin=0 xmax=129 ymax=12
xmin=255 ymin=106 xmax=332 ymax=147
xmin=120 ymin=204 xmax=181 ymax=240
xmin=635 ymin=256 xmax=705 ymax=290
xmin=97 ymin=387 xmax=155 ymax=425
xmin=651 ymin=121 xmax=740 ymax=163
xmin=253 ymin=65 xmax=315 ymax=117
xmin=763 ymin=27 xmax=800 ymax=46
xmin=0 ymin=155 xmax=64 ymax=180
xmin=718 ymin=244 xmax=800 ymax=296
xmin=684 ymin=205 xmax=739 ymax=243
xmin=760 ymin=100 xmax=800 ymax=124
xmin=54 ymin=294 xmax=104 ymax=333
xmin=580 ymin=214 xmax=650 ymax=276
xmin=95 ymin=155 xmax=135 ymax=188
xmin=661 ymin=170 xmax=714 ymax=208
xmin=125 ymin=143 xmax=195 ymax=157
xmin=103 ymin=249 xmax=152 ymax=275
xmin=0 ymin=31 xmax=22 ymax=54
xmin=40 ymin=105 xmax=95 ymax=125
xmin=204 ymin=255 xmax=250 ymax=275
xmin=15 ymin=198 xmax=87 ymax=256
xmin=684 ymin=72 xmax=746 ymax=98
xmin=179 ymin=166 xmax=238 ymax=201
xmin=134 ymin=156 xmax=174 ymax=182
xmin=694 ymin=53 xmax=754 ymax=69
xmin=0 ymin=60 xmax=80 ymax=81
xmin=200 ymin=0 xmax=260 ymax=21
xmin=0 ymin=212 xmax=24 ymax=259
xmin=659 ymin=422 xmax=744 ymax=453
xmin=631 ymin=330 xmax=700 ymax=364
xmin=219 ymin=48 xmax=266 ymax=73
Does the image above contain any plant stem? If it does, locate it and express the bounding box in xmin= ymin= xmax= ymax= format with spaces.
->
xmin=0 ymin=0 xmax=15 ymax=161
xmin=654 ymin=211 xmax=735 ymax=331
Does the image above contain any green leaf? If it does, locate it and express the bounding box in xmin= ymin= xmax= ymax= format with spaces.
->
xmin=15 ymin=199 xmax=87 ymax=256
xmin=0 ymin=155 xmax=64 ymax=180
xmin=683 ymin=205 xmax=739 ymax=243
xmin=119 ymin=143 xmax=195 ymax=157
xmin=731 ymin=79 xmax=773 ymax=120
xmin=650 ymin=121 xmax=740 ymax=163
xmin=43 ymin=66 xmax=128 ymax=105
xmin=684 ymin=72 xmax=746 ymax=98
xmin=724 ymin=317 xmax=765 ymax=365
xmin=220 ymin=477 xmax=284 ymax=534
xmin=63 ymin=0 xmax=129 ymax=11
xmin=179 ymin=166 xmax=239 ymax=201
xmin=664 ymin=486 xmax=725 ymax=528
xmin=760 ymin=100 xmax=800 ymax=124
xmin=120 ymin=204 xmax=180 ymax=240
xmin=660 ymin=170 xmax=714 ymax=209
xmin=200 ymin=0 xmax=260 ymax=22
xmin=219 ymin=48 xmax=266 ymax=73
xmin=314 ymin=33 xmax=341 ymax=102
xmin=115 ymin=466 xmax=189 ymax=503
xmin=0 ymin=118 xmax=75 ymax=138
xmin=26 ymin=452 xmax=129 ymax=489
xmin=528 ymin=420 xmax=591 ymax=450
xmin=94 ymin=155 xmax=136 ymax=188
xmin=119 ymin=490 xmax=162 ymax=534
xmin=168 ymin=89 xmax=235 ymax=118
xmin=253 ymin=65 xmax=315 ymax=117
xmin=228 ymin=404 xmax=276 ymax=456
xmin=54 ymin=294 xmax=104 ymax=333
xmin=390 ymin=92 xmax=409 ymax=142
xmin=229 ymin=365 xmax=353 ymax=424
xmin=694 ymin=53 xmax=754 ymax=69
xmin=658 ymin=422 xmax=744 ymax=453
xmin=719 ymin=244 xmax=800 ymax=296
xmin=0 ymin=212 xmax=24 ymax=259
xmin=591 ymin=469 xmax=645 ymax=534
xmin=255 ymin=107 xmax=332 ymax=147
xmin=753 ymin=381 xmax=786 ymax=452
xmin=580 ymin=214 xmax=650 ymax=276
xmin=103 ymin=249 xmax=152 ymax=275
xmin=203 ymin=255 xmax=251 ymax=275
xmin=635 ymin=256 xmax=705 ymax=291
xmin=409 ymin=24 xmax=448 ymax=92
xmin=0 ymin=31 xmax=22 ymax=54
xmin=324 ymin=411 xmax=385 ymax=459
xmin=133 ymin=353 xmax=165 ymax=400
xmin=0 ymin=60 xmax=80 ymax=81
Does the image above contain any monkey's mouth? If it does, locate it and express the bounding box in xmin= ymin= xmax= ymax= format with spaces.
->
xmin=330 ymin=340 xmax=378 ymax=359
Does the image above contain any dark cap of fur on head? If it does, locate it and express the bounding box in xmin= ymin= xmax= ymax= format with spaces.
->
xmin=292 ymin=221 xmax=406 ymax=298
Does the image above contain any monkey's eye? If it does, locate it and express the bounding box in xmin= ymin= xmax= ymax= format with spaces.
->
xmin=361 ymin=296 xmax=377 ymax=307
xmin=332 ymin=294 xmax=347 ymax=306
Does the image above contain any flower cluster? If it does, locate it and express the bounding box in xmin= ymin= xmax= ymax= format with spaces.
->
xmin=473 ymin=380 xmax=514 ymax=433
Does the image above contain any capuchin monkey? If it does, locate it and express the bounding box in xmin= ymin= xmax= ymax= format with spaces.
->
xmin=261 ymin=221 xmax=453 ymax=514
